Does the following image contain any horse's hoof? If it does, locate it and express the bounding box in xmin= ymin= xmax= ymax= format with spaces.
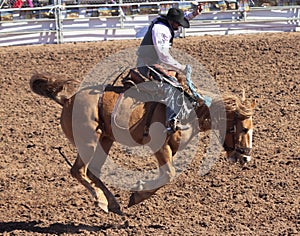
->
xmin=128 ymin=189 xmax=156 ymax=207
xmin=130 ymin=180 xmax=145 ymax=192
xmin=110 ymin=207 xmax=124 ymax=216
xmin=128 ymin=193 xmax=136 ymax=208
xmin=95 ymin=201 xmax=109 ymax=213
xmin=109 ymin=203 xmax=123 ymax=216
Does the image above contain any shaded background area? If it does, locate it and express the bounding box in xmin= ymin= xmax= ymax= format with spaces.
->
xmin=0 ymin=32 xmax=299 ymax=235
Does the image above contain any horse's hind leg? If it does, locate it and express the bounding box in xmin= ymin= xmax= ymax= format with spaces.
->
xmin=86 ymin=136 xmax=122 ymax=215
xmin=87 ymin=171 xmax=122 ymax=215
xmin=128 ymin=143 xmax=175 ymax=207
xmin=64 ymin=89 xmax=120 ymax=213
xmin=71 ymin=155 xmax=109 ymax=213
xmin=70 ymin=121 xmax=119 ymax=213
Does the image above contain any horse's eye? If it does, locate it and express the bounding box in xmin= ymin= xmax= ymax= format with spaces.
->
xmin=242 ymin=128 xmax=249 ymax=133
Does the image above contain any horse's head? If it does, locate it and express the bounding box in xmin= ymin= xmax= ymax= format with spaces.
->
xmin=222 ymin=95 xmax=256 ymax=165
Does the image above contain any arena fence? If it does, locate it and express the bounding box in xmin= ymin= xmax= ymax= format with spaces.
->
xmin=0 ymin=1 xmax=299 ymax=46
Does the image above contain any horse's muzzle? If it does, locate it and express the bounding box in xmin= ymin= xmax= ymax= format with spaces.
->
xmin=227 ymin=150 xmax=252 ymax=165
xmin=239 ymin=155 xmax=251 ymax=165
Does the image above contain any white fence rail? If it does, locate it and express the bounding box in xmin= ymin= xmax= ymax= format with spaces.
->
xmin=0 ymin=3 xmax=299 ymax=46
xmin=185 ymin=6 xmax=300 ymax=36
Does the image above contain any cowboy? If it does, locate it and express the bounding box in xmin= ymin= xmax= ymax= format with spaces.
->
xmin=136 ymin=6 xmax=203 ymax=133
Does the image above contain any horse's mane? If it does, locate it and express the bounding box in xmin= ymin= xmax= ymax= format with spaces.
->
xmin=218 ymin=94 xmax=254 ymax=118
xmin=202 ymin=91 xmax=254 ymax=119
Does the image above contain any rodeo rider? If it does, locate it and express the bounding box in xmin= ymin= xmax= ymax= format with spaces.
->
xmin=136 ymin=4 xmax=203 ymax=134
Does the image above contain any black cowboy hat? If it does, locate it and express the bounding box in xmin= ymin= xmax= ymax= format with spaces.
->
xmin=166 ymin=8 xmax=190 ymax=28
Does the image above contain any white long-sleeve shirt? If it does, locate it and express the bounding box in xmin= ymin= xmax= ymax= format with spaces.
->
xmin=152 ymin=12 xmax=195 ymax=72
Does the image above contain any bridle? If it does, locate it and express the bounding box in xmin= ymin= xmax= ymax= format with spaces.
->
xmin=223 ymin=112 xmax=252 ymax=156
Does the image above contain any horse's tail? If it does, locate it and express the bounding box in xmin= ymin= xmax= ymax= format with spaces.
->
xmin=30 ymin=73 xmax=80 ymax=106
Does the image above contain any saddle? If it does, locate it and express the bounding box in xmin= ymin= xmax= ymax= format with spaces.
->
xmin=120 ymin=64 xmax=194 ymax=102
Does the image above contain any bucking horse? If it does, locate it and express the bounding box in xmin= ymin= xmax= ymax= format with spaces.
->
xmin=30 ymin=66 xmax=256 ymax=215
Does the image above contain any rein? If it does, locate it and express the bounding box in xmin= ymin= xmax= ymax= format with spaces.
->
xmin=223 ymin=111 xmax=238 ymax=152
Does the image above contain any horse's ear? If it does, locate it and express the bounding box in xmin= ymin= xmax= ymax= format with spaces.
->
xmin=31 ymin=69 xmax=39 ymax=75
xmin=242 ymin=88 xmax=246 ymax=102
xmin=251 ymin=100 xmax=256 ymax=109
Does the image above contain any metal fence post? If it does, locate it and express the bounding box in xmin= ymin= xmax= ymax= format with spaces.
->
xmin=54 ymin=0 xmax=63 ymax=44
xmin=297 ymin=7 xmax=300 ymax=28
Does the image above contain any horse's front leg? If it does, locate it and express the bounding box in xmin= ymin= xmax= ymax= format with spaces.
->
xmin=128 ymin=143 xmax=175 ymax=207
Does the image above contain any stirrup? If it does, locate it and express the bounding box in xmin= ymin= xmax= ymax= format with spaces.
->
xmin=176 ymin=123 xmax=190 ymax=131
xmin=165 ymin=119 xmax=177 ymax=134
xmin=165 ymin=119 xmax=189 ymax=134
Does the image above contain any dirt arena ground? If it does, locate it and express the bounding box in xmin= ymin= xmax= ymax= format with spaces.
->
xmin=0 ymin=32 xmax=299 ymax=235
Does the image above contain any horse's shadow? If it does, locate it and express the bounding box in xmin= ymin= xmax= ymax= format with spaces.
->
xmin=0 ymin=221 xmax=121 ymax=234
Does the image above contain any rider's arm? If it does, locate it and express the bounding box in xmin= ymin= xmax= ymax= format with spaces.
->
xmin=152 ymin=23 xmax=185 ymax=72
xmin=185 ymin=3 xmax=203 ymax=21
xmin=184 ymin=11 xmax=196 ymax=21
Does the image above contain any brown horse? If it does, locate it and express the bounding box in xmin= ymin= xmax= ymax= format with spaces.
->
xmin=30 ymin=72 xmax=256 ymax=215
